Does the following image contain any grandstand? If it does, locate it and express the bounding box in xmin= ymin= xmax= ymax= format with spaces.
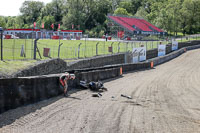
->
xmin=107 ymin=14 xmax=166 ymax=40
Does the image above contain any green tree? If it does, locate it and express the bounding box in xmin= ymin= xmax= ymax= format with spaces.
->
xmin=130 ymin=0 xmax=143 ymax=14
xmin=42 ymin=16 xmax=55 ymax=30
xmin=118 ymin=1 xmax=133 ymax=13
xmin=62 ymin=0 xmax=86 ymax=29
xmin=0 ymin=16 xmax=6 ymax=28
xmin=181 ymin=0 xmax=200 ymax=34
xmin=6 ymin=17 xmax=16 ymax=29
xmin=84 ymin=0 xmax=112 ymax=30
xmin=41 ymin=0 xmax=65 ymax=29
xmin=114 ymin=8 xmax=130 ymax=16
xmin=15 ymin=16 xmax=25 ymax=29
xmin=20 ymin=1 xmax=44 ymax=24
xmin=135 ymin=7 xmax=148 ymax=20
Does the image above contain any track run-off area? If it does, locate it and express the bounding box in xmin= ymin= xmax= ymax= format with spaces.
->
xmin=1 ymin=49 xmax=200 ymax=133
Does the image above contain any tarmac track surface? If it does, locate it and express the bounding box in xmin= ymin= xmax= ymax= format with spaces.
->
xmin=0 ymin=49 xmax=200 ymax=133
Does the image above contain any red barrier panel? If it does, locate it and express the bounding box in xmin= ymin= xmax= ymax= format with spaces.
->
xmin=108 ymin=36 xmax=112 ymax=40
xmin=51 ymin=36 xmax=60 ymax=40
xmin=5 ymin=35 xmax=11 ymax=39
xmin=127 ymin=37 xmax=131 ymax=40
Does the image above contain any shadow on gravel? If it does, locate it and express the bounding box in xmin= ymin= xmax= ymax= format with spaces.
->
xmin=0 ymin=88 xmax=82 ymax=128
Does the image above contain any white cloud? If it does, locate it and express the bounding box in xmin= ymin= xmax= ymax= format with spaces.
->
xmin=0 ymin=0 xmax=52 ymax=16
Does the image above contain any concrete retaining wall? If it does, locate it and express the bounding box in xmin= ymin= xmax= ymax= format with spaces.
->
xmin=145 ymin=40 xmax=200 ymax=60
xmin=12 ymin=58 xmax=67 ymax=78
xmin=122 ymin=62 xmax=150 ymax=72
xmin=0 ymin=67 xmax=121 ymax=113
xmin=67 ymin=53 xmax=125 ymax=70
xmin=9 ymin=53 xmax=125 ymax=78
xmin=149 ymin=43 xmax=200 ymax=66
xmin=149 ymin=48 xmax=185 ymax=66
xmin=0 ymin=75 xmax=62 ymax=113
xmin=76 ymin=67 xmax=121 ymax=82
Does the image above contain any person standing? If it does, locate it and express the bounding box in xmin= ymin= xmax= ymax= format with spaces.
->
xmin=105 ymin=33 xmax=108 ymax=41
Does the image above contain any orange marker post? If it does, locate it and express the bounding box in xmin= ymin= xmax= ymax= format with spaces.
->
xmin=151 ymin=61 xmax=154 ymax=68
xmin=120 ymin=67 xmax=123 ymax=75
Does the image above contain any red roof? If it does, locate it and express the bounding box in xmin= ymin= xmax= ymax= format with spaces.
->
xmin=108 ymin=15 xmax=163 ymax=33
xmin=139 ymin=19 xmax=163 ymax=32
xmin=5 ymin=29 xmax=83 ymax=33
xmin=109 ymin=16 xmax=135 ymax=31
xmin=60 ymin=30 xmax=83 ymax=32
xmin=120 ymin=17 xmax=152 ymax=32
xmin=6 ymin=29 xmax=40 ymax=31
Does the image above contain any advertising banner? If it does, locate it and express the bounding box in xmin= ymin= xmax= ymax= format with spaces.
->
xmin=158 ymin=44 xmax=166 ymax=57
xmin=132 ymin=47 xmax=146 ymax=63
xmin=172 ymin=41 xmax=178 ymax=51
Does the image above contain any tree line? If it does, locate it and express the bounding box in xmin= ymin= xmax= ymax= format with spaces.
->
xmin=0 ymin=0 xmax=199 ymax=37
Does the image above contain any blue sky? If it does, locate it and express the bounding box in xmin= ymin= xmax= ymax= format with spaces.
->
xmin=0 ymin=0 xmax=52 ymax=16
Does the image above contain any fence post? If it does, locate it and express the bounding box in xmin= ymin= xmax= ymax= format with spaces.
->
xmin=96 ymin=42 xmax=99 ymax=56
xmin=0 ymin=27 xmax=3 ymax=60
xmin=145 ymin=41 xmax=147 ymax=50
xmin=131 ymin=42 xmax=133 ymax=50
xmin=111 ymin=42 xmax=114 ymax=54
xmin=126 ymin=42 xmax=128 ymax=52
xmin=118 ymin=42 xmax=120 ymax=53
xmin=78 ymin=43 xmax=82 ymax=58
xmin=181 ymin=36 xmax=182 ymax=42
xmin=58 ymin=43 xmax=63 ymax=58
xmin=34 ymin=38 xmax=40 ymax=59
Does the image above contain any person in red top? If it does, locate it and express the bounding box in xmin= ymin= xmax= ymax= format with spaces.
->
xmin=59 ymin=72 xmax=75 ymax=97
